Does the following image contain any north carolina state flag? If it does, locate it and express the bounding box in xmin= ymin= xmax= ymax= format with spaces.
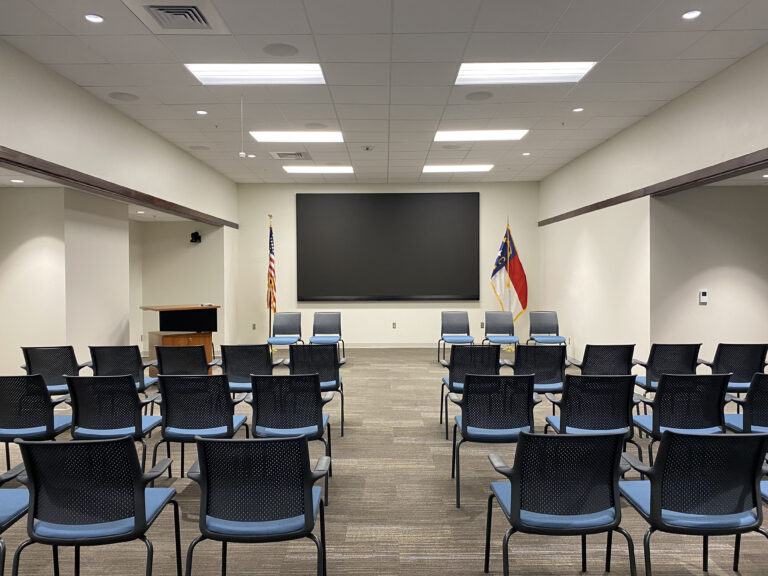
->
xmin=490 ymin=224 xmax=528 ymax=320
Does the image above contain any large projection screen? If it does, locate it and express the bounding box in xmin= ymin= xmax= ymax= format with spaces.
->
xmin=296 ymin=192 xmax=479 ymax=301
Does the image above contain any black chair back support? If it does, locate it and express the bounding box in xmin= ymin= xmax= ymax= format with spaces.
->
xmin=652 ymin=373 xmax=729 ymax=436
xmin=447 ymin=345 xmax=500 ymax=385
xmin=250 ymin=375 xmax=324 ymax=435
xmin=560 ymin=375 xmax=635 ymax=434
xmin=461 ymin=374 xmax=534 ymax=435
xmin=89 ymin=345 xmax=145 ymax=385
xmin=21 ymin=346 xmax=80 ymax=389
xmin=66 ymin=375 xmax=143 ymax=436
xmin=485 ymin=311 xmax=515 ymax=337
xmin=529 ymin=311 xmax=560 ymax=337
xmin=158 ymin=375 xmax=234 ymax=435
xmin=743 ymin=373 xmax=768 ymax=431
xmin=512 ymin=345 xmax=566 ymax=385
xmin=441 ymin=311 xmax=470 ymax=335
xmin=220 ymin=344 xmax=273 ymax=384
xmin=156 ymin=345 xmax=208 ymax=376
xmin=0 ymin=375 xmax=54 ymax=435
xmin=578 ymin=345 xmax=635 ymax=376
xmin=644 ymin=344 xmax=701 ymax=383
xmin=313 ymin=312 xmax=341 ymax=336
xmin=709 ymin=344 xmax=768 ymax=383
xmin=273 ymin=312 xmax=302 ymax=337
xmin=289 ymin=344 xmax=339 ymax=384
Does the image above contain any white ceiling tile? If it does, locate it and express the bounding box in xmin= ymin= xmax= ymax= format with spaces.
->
xmin=83 ymin=85 xmax=162 ymax=105
xmin=82 ymin=35 xmax=176 ymax=64
xmin=128 ymin=63 xmax=200 ymax=86
xmin=536 ymin=33 xmax=626 ymax=61
xmin=339 ymin=119 xmax=389 ymax=131
xmin=390 ymin=86 xmax=451 ymax=105
xmin=463 ymin=33 xmax=546 ymax=61
xmin=393 ymin=0 xmax=482 ymax=33
xmin=554 ymin=0 xmax=661 ymax=33
xmin=719 ymin=1 xmax=768 ymax=30
xmin=474 ymin=0 xmax=571 ymax=33
xmin=278 ymin=103 xmax=337 ymax=118
xmin=153 ymin=85 xmax=221 ymax=104
xmin=442 ymin=105 xmax=498 ymax=120
xmin=606 ymin=31 xmax=708 ymax=61
xmin=335 ymin=104 xmax=389 ymax=119
xmin=585 ymin=59 xmax=736 ymax=83
xmin=391 ymin=33 xmax=468 ymax=62
xmin=448 ymin=85 xmax=572 ymax=104
xmin=214 ymin=0 xmax=311 ymax=35
xmin=304 ymin=0 xmax=392 ymax=34
xmin=158 ymin=35 xmax=247 ymax=63
xmin=315 ymin=34 xmax=391 ymax=62
xmin=678 ymin=30 xmax=768 ymax=59
xmin=636 ymin=0 xmax=749 ymax=33
xmin=390 ymin=62 xmax=460 ymax=86
xmin=533 ymin=115 xmax=591 ymax=130
xmin=580 ymin=116 xmax=643 ymax=131
xmin=343 ymin=131 xmax=389 ymax=142
xmin=389 ymin=105 xmax=444 ymax=120
xmin=389 ymin=119 xmax=439 ymax=131
xmin=3 ymin=35 xmax=106 ymax=63
xmin=389 ymin=132 xmax=434 ymax=142
xmin=388 ymin=142 xmax=432 ymax=152
xmin=49 ymin=63 xmax=139 ymax=86
xmin=330 ymin=85 xmax=390 ymax=104
xmin=27 ymin=0 xmax=146 ymax=35
xmin=322 ymin=63 xmax=390 ymax=85
xmin=235 ymin=35 xmax=318 ymax=61
xmin=265 ymin=86 xmax=333 ymax=104
xmin=568 ymin=81 xmax=698 ymax=102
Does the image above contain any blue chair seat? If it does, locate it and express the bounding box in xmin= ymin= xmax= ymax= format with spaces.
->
xmin=141 ymin=376 xmax=159 ymax=389
xmin=534 ymin=382 xmax=562 ymax=394
xmin=46 ymin=385 xmax=69 ymax=395
xmin=74 ymin=415 xmax=162 ymax=439
xmin=487 ymin=336 xmax=519 ymax=345
xmin=206 ymin=486 xmax=321 ymax=536
xmin=33 ymin=487 xmax=174 ymax=539
xmin=531 ymin=336 xmax=566 ymax=344
xmin=165 ymin=415 xmax=247 ymax=439
xmin=635 ymin=376 xmax=658 ymax=390
xmin=545 ymin=415 xmax=629 ymax=436
xmin=492 ymin=482 xmax=615 ymax=529
xmin=619 ymin=481 xmax=758 ymax=529
xmin=267 ymin=336 xmax=300 ymax=346
xmin=442 ymin=377 xmax=463 ymax=392
xmin=761 ymin=481 xmax=768 ymax=501
xmin=632 ymin=415 xmax=722 ymax=435
xmin=455 ymin=416 xmax=527 ymax=441
xmin=723 ymin=414 xmax=768 ymax=433
xmin=255 ymin=414 xmax=329 ymax=438
xmin=0 ymin=489 xmax=29 ymax=527
xmin=228 ymin=381 xmax=252 ymax=393
xmin=442 ymin=335 xmax=474 ymax=344
xmin=320 ymin=376 xmax=341 ymax=391
xmin=310 ymin=336 xmax=340 ymax=345
xmin=726 ymin=382 xmax=751 ymax=393
xmin=0 ymin=414 xmax=72 ymax=439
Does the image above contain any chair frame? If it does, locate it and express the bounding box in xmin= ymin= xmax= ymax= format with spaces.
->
xmin=155 ymin=345 xmax=217 ymax=376
xmin=482 ymin=311 xmax=519 ymax=346
xmin=437 ymin=311 xmax=474 ymax=362
xmin=20 ymin=346 xmax=90 ymax=395
xmin=268 ymin=312 xmax=304 ymax=347
xmin=288 ymin=344 xmax=346 ymax=436
xmin=310 ymin=312 xmax=345 ymax=358
xmin=0 ymin=464 xmax=27 ymax=576
xmin=526 ymin=311 xmax=565 ymax=345
xmin=725 ymin=373 xmax=768 ymax=432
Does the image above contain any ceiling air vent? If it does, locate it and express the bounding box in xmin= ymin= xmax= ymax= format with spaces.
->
xmin=269 ymin=152 xmax=312 ymax=160
xmin=146 ymin=5 xmax=210 ymax=30
xmin=121 ymin=1 xmax=230 ymax=34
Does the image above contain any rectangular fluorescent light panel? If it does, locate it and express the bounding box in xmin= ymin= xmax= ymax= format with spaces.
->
xmin=185 ymin=63 xmax=325 ymax=85
xmin=251 ymin=131 xmax=344 ymax=143
xmin=435 ymin=130 xmax=528 ymax=141
xmin=456 ymin=62 xmax=596 ymax=84
xmin=423 ymin=165 xmax=494 ymax=173
xmin=283 ymin=166 xmax=354 ymax=174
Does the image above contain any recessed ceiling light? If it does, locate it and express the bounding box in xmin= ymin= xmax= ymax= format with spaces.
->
xmin=263 ymin=43 xmax=299 ymax=57
xmin=434 ymin=130 xmax=528 ymax=141
xmin=423 ymin=165 xmax=494 ymax=173
xmin=762 ymin=174 xmax=768 ymax=179
xmin=522 ymin=152 xmax=531 ymax=156
xmin=10 ymin=179 xmax=24 ymax=183
xmin=682 ymin=10 xmax=702 ymax=20
xmin=572 ymin=107 xmax=585 ymax=112
xmin=283 ymin=166 xmax=354 ymax=174
xmin=250 ymin=131 xmax=343 ymax=143
xmin=185 ymin=63 xmax=325 ymax=85
xmin=108 ymin=91 xmax=139 ymax=102
xmin=136 ymin=211 xmax=145 ymax=214
xmin=195 ymin=110 xmax=208 ymax=115
xmin=84 ymin=14 xmax=104 ymax=23
xmin=465 ymin=90 xmax=494 ymax=101
xmin=247 ymin=154 xmax=256 ymax=158
xmin=456 ymin=62 xmax=596 ymax=85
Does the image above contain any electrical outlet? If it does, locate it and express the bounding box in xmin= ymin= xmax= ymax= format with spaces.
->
xmin=392 ymin=322 xmax=397 ymax=329
xmin=252 ymin=323 xmax=256 ymax=330
xmin=480 ymin=321 xmax=485 ymax=329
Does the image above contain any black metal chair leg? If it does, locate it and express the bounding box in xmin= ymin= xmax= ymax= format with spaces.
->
xmin=643 ymin=528 xmax=654 ymax=576
xmin=451 ymin=425 xmax=457 ymax=478
xmin=141 ymin=535 xmax=154 ymax=576
xmin=53 ymin=545 xmax=60 ymax=576
xmin=502 ymin=527 xmax=515 ymax=576
xmin=444 ymin=394 xmax=450 ymax=439
xmin=606 ymin=530 xmax=612 ymax=572
xmin=615 ymin=527 xmax=637 ymax=576
xmin=627 ymin=439 xmax=643 ymax=462
xmin=484 ymin=495 xmax=494 ymax=573
xmin=180 ymin=443 xmax=185 ymax=478
xmin=140 ymin=440 xmax=147 ymax=472
xmin=4 ymin=443 xmax=9 ymax=470
xmin=440 ymin=384 xmax=445 ymax=424
xmin=309 ymin=534 xmax=324 ymax=576
xmin=166 ymin=440 xmax=172 ymax=477
xmin=327 ymin=425 xmax=333 ymax=476
xmin=340 ymin=389 xmax=344 ymax=437
xmin=221 ymin=542 xmax=227 ymax=576
xmin=185 ymin=536 xmax=205 ymax=576
xmin=455 ymin=439 xmax=464 ymax=508
xmin=75 ymin=546 xmax=80 ymax=576
xmin=733 ymin=533 xmax=741 ymax=572
xmin=648 ymin=440 xmax=655 ymax=466
xmin=244 ymin=423 xmax=250 ymax=439
xmin=171 ymin=500 xmax=183 ymax=576
xmin=581 ymin=534 xmax=587 ymax=572
xmin=320 ymin=501 xmax=327 ymax=576
xmin=0 ymin=538 xmax=5 ymax=576
xmin=11 ymin=539 xmax=32 ymax=576
xmin=703 ymin=535 xmax=708 ymax=572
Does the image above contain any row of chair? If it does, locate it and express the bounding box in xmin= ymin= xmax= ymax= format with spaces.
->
xmin=269 ymin=311 xmax=345 ymax=356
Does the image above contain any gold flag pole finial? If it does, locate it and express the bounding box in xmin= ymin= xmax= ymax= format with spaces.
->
xmin=268 ymin=214 xmax=273 ymax=223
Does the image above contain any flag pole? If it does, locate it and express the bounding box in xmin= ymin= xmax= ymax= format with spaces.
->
xmin=268 ymin=214 xmax=273 ymax=341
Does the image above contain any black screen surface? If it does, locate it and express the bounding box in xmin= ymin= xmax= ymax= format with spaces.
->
xmin=159 ymin=308 xmax=218 ymax=332
xmin=296 ymin=192 xmax=479 ymax=301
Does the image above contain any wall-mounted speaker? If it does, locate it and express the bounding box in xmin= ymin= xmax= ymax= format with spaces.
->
xmin=190 ymin=231 xmax=202 ymax=243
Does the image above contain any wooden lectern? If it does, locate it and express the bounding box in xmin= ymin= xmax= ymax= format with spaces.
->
xmin=140 ymin=304 xmax=220 ymax=375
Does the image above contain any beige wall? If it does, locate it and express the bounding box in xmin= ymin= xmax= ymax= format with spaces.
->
xmin=650 ymin=186 xmax=768 ymax=360
xmin=129 ymin=221 xmax=144 ymax=347
xmin=236 ymin=182 xmax=539 ymax=346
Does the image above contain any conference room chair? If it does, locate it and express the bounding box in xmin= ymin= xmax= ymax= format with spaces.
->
xmin=155 ymin=345 xmax=215 ymax=376
xmin=21 ymin=346 xmax=90 ymax=395
xmin=506 ymin=344 xmax=567 ymax=413
xmin=724 ymin=372 xmax=768 ymax=433
xmin=66 ymin=375 xmax=161 ymax=470
xmin=633 ymin=343 xmax=701 ymax=396
xmin=0 ymin=464 xmax=27 ymax=576
xmin=288 ymin=343 xmax=346 ymax=436
xmin=527 ymin=311 xmax=566 ymax=344
xmin=248 ymin=374 xmax=333 ymax=505
xmin=482 ymin=311 xmax=519 ymax=346
xmin=310 ymin=311 xmax=346 ymax=358
xmin=440 ymin=344 xmax=501 ymax=439
xmin=620 ymin=431 xmax=768 ymax=576
xmin=219 ymin=344 xmax=281 ymax=394
xmin=152 ymin=374 xmax=249 ymax=478
xmin=0 ymin=375 xmax=71 ymax=471
xmin=267 ymin=312 xmax=303 ymax=347
xmin=485 ymin=432 xmax=636 ymax=576
xmin=437 ymin=311 xmax=474 ymax=362
xmin=448 ymin=374 xmax=535 ymax=508
xmin=185 ymin=437 xmax=329 ymax=576
xmin=633 ymin=373 xmax=729 ymax=464
xmin=569 ymin=344 xmax=635 ymax=375
xmin=699 ymin=343 xmax=768 ymax=398
xmin=12 ymin=436 xmax=182 ymax=576
xmin=90 ymin=344 xmax=159 ymax=413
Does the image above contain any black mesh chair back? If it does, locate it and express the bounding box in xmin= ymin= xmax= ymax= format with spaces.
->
xmin=220 ymin=344 xmax=273 ymax=384
xmin=461 ymin=374 xmax=534 ymax=434
xmin=441 ymin=311 xmax=470 ymax=335
xmin=512 ymin=344 xmax=566 ymax=385
xmin=289 ymin=344 xmax=339 ymax=384
xmin=18 ymin=436 xmax=147 ymax=543
xmin=644 ymin=344 xmax=701 ymax=383
xmin=156 ymin=345 xmax=208 ymax=375
xmin=66 ymin=375 xmax=142 ymax=435
xmin=273 ymin=312 xmax=302 ymax=338
xmin=0 ymin=375 xmax=54 ymax=434
xmin=510 ymin=432 xmax=624 ymax=525
xmin=21 ymin=346 xmax=80 ymax=389
xmin=560 ymin=375 xmax=636 ymax=433
xmin=89 ymin=345 xmax=144 ymax=384
xmin=709 ymin=344 xmax=768 ymax=383
xmin=485 ymin=311 xmax=515 ymax=337
xmin=652 ymin=373 xmax=728 ymax=435
xmin=651 ymin=432 xmax=768 ymax=529
xmin=744 ymin=373 xmax=768 ymax=430
xmin=578 ymin=345 xmax=635 ymax=376
xmin=447 ymin=345 xmax=500 ymax=385
xmin=529 ymin=311 xmax=560 ymax=337
xmin=313 ymin=312 xmax=341 ymax=337
xmin=195 ymin=437 xmax=315 ymax=538
xmin=158 ymin=375 xmax=235 ymax=434
xmin=250 ymin=375 xmax=324 ymax=434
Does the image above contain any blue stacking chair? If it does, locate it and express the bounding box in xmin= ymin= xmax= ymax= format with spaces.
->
xmin=152 ymin=374 xmax=249 ymax=478
xmin=12 ymin=437 xmax=181 ymax=576
xmin=724 ymin=373 xmax=768 ymax=432
xmin=219 ymin=344 xmax=280 ymax=394
xmin=89 ymin=345 xmax=158 ymax=395
xmin=156 ymin=345 xmax=216 ymax=376
xmin=0 ymin=375 xmax=71 ymax=471
xmin=527 ymin=311 xmax=566 ymax=344
xmin=621 ymin=431 xmax=768 ymax=576
xmin=449 ymin=374 xmax=534 ymax=507
xmin=485 ymin=432 xmax=636 ymax=576
xmin=288 ymin=344 xmax=346 ymax=436
xmin=437 ymin=311 xmax=474 ymax=362
xmin=633 ymin=373 xmax=729 ymax=464
xmin=66 ymin=375 xmax=161 ymax=470
xmin=699 ymin=343 xmax=768 ymax=397
xmin=482 ymin=311 xmax=519 ymax=346
xmin=506 ymin=344 xmax=567 ymax=414
xmin=570 ymin=344 xmax=635 ymax=375
xmin=21 ymin=346 xmax=90 ymax=395
xmin=267 ymin=312 xmax=303 ymax=346
xmin=0 ymin=464 xmax=28 ymax=576
xmin=310 ymin=312 xmax=345 ymax=358
xmin=633 ymin=344 xmax=700 ymax=395
xmin=185 ymin=437 xmax=329 ymax=576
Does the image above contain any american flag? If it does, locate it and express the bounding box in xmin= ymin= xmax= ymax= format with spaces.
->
xmin=267 ymin=223 xmax=276 ymax=313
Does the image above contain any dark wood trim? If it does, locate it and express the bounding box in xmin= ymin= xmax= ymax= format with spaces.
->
xmin=538 ymin=146 xmax=768 ymax=227
xmin=0 ymin=146 xmax=239 ymax=229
